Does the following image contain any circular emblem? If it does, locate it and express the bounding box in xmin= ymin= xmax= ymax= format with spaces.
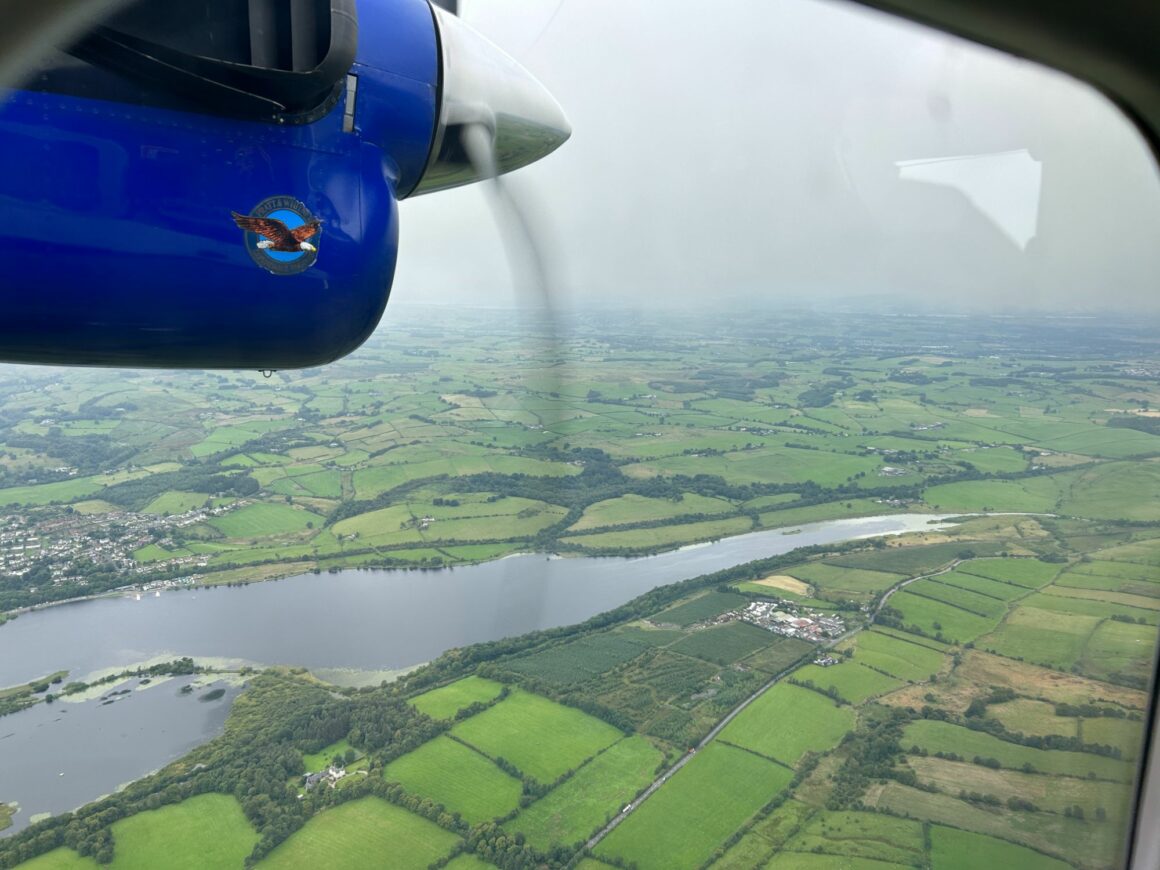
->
xmin=231 ymin=196 xmax=321 ymax=276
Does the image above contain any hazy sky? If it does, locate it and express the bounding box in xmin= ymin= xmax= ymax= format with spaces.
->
xmin=390 ymin=0 xmax=1160 ymax=313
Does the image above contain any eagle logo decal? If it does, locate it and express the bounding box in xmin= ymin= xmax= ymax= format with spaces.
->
xmin=232 ymin=196 xmax=321 ymax=275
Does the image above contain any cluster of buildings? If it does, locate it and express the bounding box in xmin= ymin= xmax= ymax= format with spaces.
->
xmin=2 ymin=498 xmax=246 ymax=590
xmin=734 ymin=600 xmax=846 ymax=642
xmin=303 ymin=765 xmax=347 ymax=791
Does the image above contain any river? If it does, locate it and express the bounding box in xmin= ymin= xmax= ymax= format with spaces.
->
xmin=0 ymin=512 xmax=949 ymax=835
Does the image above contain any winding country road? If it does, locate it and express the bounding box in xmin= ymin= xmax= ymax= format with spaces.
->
xmin=584 ymin=557 xmax=964 ymax=851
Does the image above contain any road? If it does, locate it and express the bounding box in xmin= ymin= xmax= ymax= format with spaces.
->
xmin=584 ymin=557 xmax=963 ymax=852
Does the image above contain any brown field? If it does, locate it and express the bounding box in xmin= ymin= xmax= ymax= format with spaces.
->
xmin=881 ymin=648 xmax=1148 ymax=715
xmin=878 ymin=674 xmax=975 ymax=715
xmin=957 ymin=650 xmax=1148 ymax=710
xmin=792 ymin=753 xmax=843 ymax=808
xmin=905 ymin=756 xmax=1129 ymax=826
xmin=754 ymin=574 xmax=812 ymax=595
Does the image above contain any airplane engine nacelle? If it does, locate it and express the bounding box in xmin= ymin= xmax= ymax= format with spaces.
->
xmin=0 ymin=0 xmax=568 ymax=369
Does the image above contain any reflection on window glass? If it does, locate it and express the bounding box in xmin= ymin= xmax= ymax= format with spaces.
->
xmin=0 ymin=0 xmax=1157 ymax=869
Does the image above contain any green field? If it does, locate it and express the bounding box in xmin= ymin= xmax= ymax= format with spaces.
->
xmin=1083 ymin=716 xmax=1146 ymax=761
xmin=141 ymin=490 xmax=214 ymax=515
xmin=569 ymin=493 xmax=736 ymax=531
xmin=595 ymin=742 xmax=792 ymax=870
xmin=408 ymin=676 xmax=505 ymax=720
xmin=889 ymin=590 xmax=1002 ymax=643
xmin=718 ymin=683 xmax=855 ymax=766
xmin=826 ymin=543 xmax=968 ymax=577
xmin=563 ymin=516 xmax=753 ymax=551
xmin=506 ymin=736 xmax=663 ymax=849
xmin=923 ymin=477 xmax=1061 ymax=514
xmin=958 ymin=558 xmax=1060 ymax=588
xmin=765 ymin=855 xmax=911 ymax=870
xmin=908 ymin=578 xmax=1009 ymax=617
xmin=504 ymin=632 xmax=654 ymax=685
xmin=383 ymin=736 xmax=522 ymax=824
xmin=902 ymin=719 xmax=1135 ymax=781
xmin=256 ymin=798 xmax=459 ymax=870
xmin=654 ymin=591 xmax=748 ymax=626
xmin=303 ymin=738 xmax=358 ymax=772
xmin=670 ymin=621 xmax=778 ymax=665
xmin=209 ymin=503 xmax=318 ymax=538
xmin=109 ymin=794 xmax=257 ymax=870
xmin=980 ymin=607 xmax=1101 ymax=670
xmin=791 ymin=662 xmax=904 ymax=703
xmin=987 ymin=699 xmax=1077 ymax=738
xmin=850 ymin=630 xmax=946 ymax=681
xmin=785 ymin=811 xmax=925 ymax=865
xmin=935 ymin=570 xmax=1030 ymax=601
xmin=14 ymin=850 xmax=99 ymax=870
xmin=451 ymin=690 xmax=623 ymax=783
xmin=712 ymin=800 xmax=816 ymax=870
xmin=742 ymin=636 xmax=817 ymax=674
xmin=929 ymin=825 xmax=1070 ymax=870
xmin=1080 ymin=618 xmax=1158 ymax=683
xmin=785 ymin=563 xmax=905 ymax=598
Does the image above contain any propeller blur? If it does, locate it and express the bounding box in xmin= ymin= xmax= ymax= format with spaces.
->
xmin=0 ymin=0 xmax=570 ymax=368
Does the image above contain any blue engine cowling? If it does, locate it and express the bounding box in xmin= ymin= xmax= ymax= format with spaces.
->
xmin=0 ymin=0 xmax=568 ymax=369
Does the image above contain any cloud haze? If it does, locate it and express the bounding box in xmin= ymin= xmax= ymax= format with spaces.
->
xmin=390 ymin=0 xmax=1160 ymax=313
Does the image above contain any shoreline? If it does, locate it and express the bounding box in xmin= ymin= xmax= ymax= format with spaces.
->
xmin=0 ymin=505 xmax=933 ymax=623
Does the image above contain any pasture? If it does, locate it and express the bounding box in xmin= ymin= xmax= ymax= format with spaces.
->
xmin=766 ymin=856 xmax=908 ymax=870
xmin=109 ymin=794 xmax=257 ymax=870
xmin=712 ymin=800 xmax=816 ymax=870
xmin=905 ymin=578 xmax=1009 ymax=618
xmin=826 ymin=542 xmax=968 ymax=577
xmin=718 ymin=683 xmax=855 ymax=766
xmin=935 ymin=570 xmax=1029 ymax=601
xmin=562 ymin=516 xmax=753 ymax=551
xmin=851 ymin=630 xmax=946 ymax=681
xmin=906 ymin=756 xmax=1130 ymax=828
xmin=256 ymin=797 xmax=459 ymax=870
xmin=987 ymin=699 xmax=1077 ymax=738
xmin=958 ymin=558 xmax=1060 ymax=588
xmin=792 ymin=662 xmax=904 ymax=703
xmin=450 ymin=690 xmax=622 ymax=783
xmin=506 ymin=736 xmax=663 ymax=849
xmin=980 ymin=607 xmax=1106 ymax=671
xmin=923 ymin=477 xmax=1062 ymax=514
xmin=902 ymin=719 xmax=1135 ymax=781
xmin=408 ymin=676 xmax=505 ymax=720
xmin=594 ymin=742 xmax=792 ymax=870
xmin=872 ymin=781 xmax=1118 ymax=868
xmin=13 ymin=851 xmax=99 ymax=870
xmin=209 ymin=503 xmax=317 ymax=538
xmin=1083 ymin=716 xmax=1145 ymax=761
xmin=568 ymin=493 xmax=736 ymax=531
xmin=888 ymin=590 xmax=1001 ymax=643
xmin=929 ymin=825 xmax=1070 ymax=870
xmin=383 ymin=736 xmax=522 ymax=824
xmin=786 ymin=811 xmax=925 ymax=865
xmin=1080 ymin=618 xmax=1158 ymax=684
xmin=784 ymin=562 xmax=905 ymax=599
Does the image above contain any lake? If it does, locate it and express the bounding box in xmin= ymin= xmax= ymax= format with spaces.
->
xmin=0 ymin=512 xmax=949 ymax=833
